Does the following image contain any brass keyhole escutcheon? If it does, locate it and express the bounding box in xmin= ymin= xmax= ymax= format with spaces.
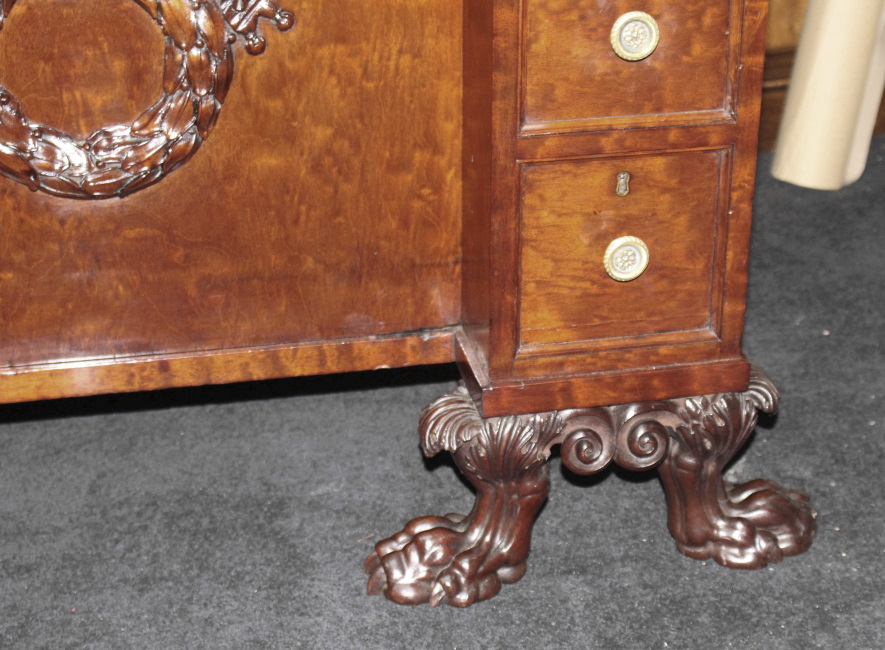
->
xmin=616 ymin=171 xmax=631 ymax=196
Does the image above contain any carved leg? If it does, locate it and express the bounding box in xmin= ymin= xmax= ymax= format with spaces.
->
xmin=657 ymin=369 xmax=817 ymax=568
xmin=368 ymin=369 xmax=816 ymax=606
xmin=365 ymin=387 xmax=562 ymax=607
xmin=366 ymin=385 xmax=671 ymax=606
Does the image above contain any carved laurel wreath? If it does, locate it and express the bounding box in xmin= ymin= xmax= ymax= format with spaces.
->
xmin=0 ymin=0 xmax=294 ymax=199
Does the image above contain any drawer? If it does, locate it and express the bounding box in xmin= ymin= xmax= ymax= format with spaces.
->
xmin=517 ymin=149 xmax=730 ymax=353
xmin=521 ymin=0 xmax=736 ymax=132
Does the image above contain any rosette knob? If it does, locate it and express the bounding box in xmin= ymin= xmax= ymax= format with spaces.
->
xmin=603 ymin=236 xmax=650 ymax=282
xmin=610 ymin=11 xmax=660 ymax=62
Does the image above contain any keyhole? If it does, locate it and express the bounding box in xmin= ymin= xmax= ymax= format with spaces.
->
xmin=616 ymin=171 xmax=631 ymax=197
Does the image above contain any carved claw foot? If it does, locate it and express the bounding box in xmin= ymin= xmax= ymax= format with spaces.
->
xmin=366 ymin=388 xmax=558 ymax=607
xmin=365 ymin=503 xmax=538 ymax=607
xmin=658 ymin=369 xmax=817 ymax=569
xmin=369 ymin=369 xmax=815 ymax=605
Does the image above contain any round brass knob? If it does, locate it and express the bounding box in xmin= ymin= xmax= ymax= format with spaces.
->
xmin=604 ymin=236 xmax=650 ymax=282
xmin=610 ymin=11 xmax=660 ymax=62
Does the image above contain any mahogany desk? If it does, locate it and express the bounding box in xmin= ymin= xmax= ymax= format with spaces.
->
xmin=0 ymin=0 xmax=815 ymax=606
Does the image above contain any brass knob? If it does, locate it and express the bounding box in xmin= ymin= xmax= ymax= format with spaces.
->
xmin=610 ymin=12 xmax=660 ymax=62
xmin=604 ymin=236 xmax=650 ymax=282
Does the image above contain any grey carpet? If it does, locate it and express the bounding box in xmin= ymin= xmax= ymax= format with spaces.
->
xmin=1 ymin=137 xmax=883 ymax=649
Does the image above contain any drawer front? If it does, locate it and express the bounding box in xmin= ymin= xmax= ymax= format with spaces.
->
xmin=518 ymin=149 xmax=730 ymax=352
xmin=522 ymin=0 xmax=735 ymax=131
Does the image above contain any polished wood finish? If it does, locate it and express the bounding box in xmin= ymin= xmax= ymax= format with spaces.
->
xmin=522 ymin=0 xmax=738 ymax=132
xmin=765 ymin=0 xmax=808 ymax=51
xmin=2 ymin=0 xmax=813 ymax=611
xmin=460 ymin=0 xmax=768 ymax=417
xmin=369 ymin=370 xmax=815 ymax=606
xmin=1 ymin=1 xmax=769 ymax=410
xmin=0 ymin=0 xmax=164 ymax=137
xmin=518 ymin=150 xmax=727 ymax=346
xmin=0 ymin=329 xmax=456 ymax=405
xmin=0 ymin=0 xmax=462 ymax=400
xmin=0 ymin=0 xmax=296 ymax=198
xmin=456 ymin=332 xmax=749 ymax=416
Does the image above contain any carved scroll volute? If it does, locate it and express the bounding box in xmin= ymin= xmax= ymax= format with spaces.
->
xmin=558 ymin=410 xmax=616 ymax=475
xmin=0 ymin=0 xmax=295 ymax=199
xmin=746 ymin=366 xmax=780 ymax=415
xmin=556 ymin=405 xmax=673 ymax=475
xmin=369 ymin=370 xmax=815 ymax=607
xmin=614 ymin=405 xmax=676 ymax=471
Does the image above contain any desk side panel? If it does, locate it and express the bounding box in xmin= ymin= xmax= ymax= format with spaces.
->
xmin=0 ymin=1 xmax=463 ymax=388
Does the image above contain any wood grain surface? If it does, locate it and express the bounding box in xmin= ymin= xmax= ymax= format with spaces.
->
xmin=0 ymin=0 xmax=164 ymax=136
xmin=518 ymin=150 xmax=727 ymax=347
xmin=765 ymin=0 xmax=808 ymax=51
xmin=0 ymin=0 xmax=462 ymax=397
xmin=522 ymin=0 xmax=735 ymax=129
xmin=0 ymin=0 xmax=773 ymax=410
xmin=457 ymin=0 xmax=767 ymax=415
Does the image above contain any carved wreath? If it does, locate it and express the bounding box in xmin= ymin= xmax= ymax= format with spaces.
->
xmin=0 ymin=0 xmax=294 ymax=199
